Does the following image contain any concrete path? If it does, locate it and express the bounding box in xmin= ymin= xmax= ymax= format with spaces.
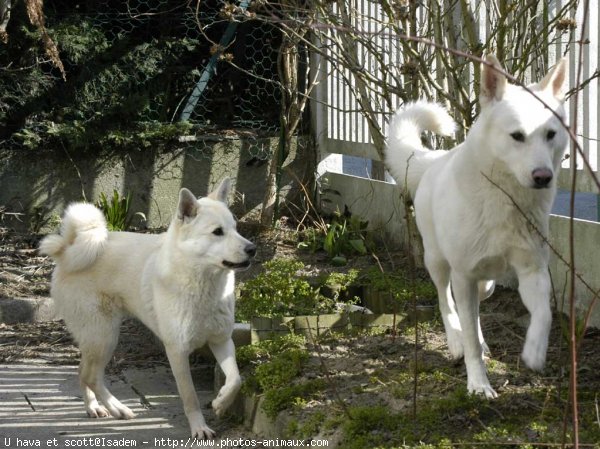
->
xmin=0 ymin=361 xmax=245 ymax=448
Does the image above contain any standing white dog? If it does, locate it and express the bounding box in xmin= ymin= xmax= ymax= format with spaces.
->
xmin=385 ymin=55 xmax=567 ymax=398
xmin=40 ymin=179 xmax=256 ymax=438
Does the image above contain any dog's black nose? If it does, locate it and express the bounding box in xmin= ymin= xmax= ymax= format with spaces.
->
xmin=532 ymin=168 xmax=553 ymax=188
xmin=245 ymin=243 xmax=257 ymax=257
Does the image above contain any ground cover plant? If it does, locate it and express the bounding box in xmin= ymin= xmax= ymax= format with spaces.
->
xmin=236 ymin=257 xmax=360 ymax=321
xmin=297 ymin=208 xmax=372 ymax=266
xmin=236 ymin=295 xmax=600 ymax=448
xmin=2 ymin=219 xmax=600 ymax=448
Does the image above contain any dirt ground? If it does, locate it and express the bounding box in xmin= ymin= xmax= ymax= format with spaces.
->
xmin=1 ymin=227 xmax=600 ymax=448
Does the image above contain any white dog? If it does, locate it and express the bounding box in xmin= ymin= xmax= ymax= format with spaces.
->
xmin=385 ymin=55 xmax=567 ymax=398
xmin=40 ymin=179 xmax=256 ymax=438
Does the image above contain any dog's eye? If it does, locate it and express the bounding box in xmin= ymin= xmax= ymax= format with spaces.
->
xmin=510 ymin=132 xmax=525 ymax=142
xmin=546 ymin=130 xmax=556 ymax=140
xmin=212 ymin=227 xmax=224 ymax=236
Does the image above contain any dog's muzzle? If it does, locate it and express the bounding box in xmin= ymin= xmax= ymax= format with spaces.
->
xmin=222 ymin=243 xmax=256 ymax=270
xmin=532 ymin=168 xmax=553 ymax=189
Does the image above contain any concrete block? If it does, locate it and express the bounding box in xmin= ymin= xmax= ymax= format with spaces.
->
xmin=0 ymin=297 xmax=55 ymax=324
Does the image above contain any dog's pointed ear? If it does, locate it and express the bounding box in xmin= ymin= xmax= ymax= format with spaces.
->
xmin=208 ymin=178 xmax=232 ymax=204
xmin=538 ymin=58 xmax=567 ymax=100
xmin=177 ymin=188 xmax=199 ymax=221
xmin=480 ymin=54 xmax=507 ymax=106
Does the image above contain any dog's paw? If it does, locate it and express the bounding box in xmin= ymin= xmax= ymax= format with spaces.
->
xmin=114 ymin=405 xmax=136 ymax=420
xmin=467 ymin=381 xmax=498 ymax=399
xmin=186 ymin=410 xmax=214 ymax=440
xmin=446 ymin=334 xmax=464 ymax=360
xmin=212 ymin=394 xmax=230 ymax=418
xmin=86 ymin=402 xmax=110 ymax=418
xmin=191 ymin=424 xmax=216 ymax=440
xmin=521 ymin=344 xmax=546 ymax=372
xmin=212 ymin=378 xmax=241 ymax=418
xmin=105 ymin=399 xmax=136 ymax=420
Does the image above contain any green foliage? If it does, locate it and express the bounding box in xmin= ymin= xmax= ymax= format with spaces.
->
xmin=2 ymin=10 xmax=202 ymax=152
xmin=12 ymin=129 xmax=42 ymax=149
xmin=337 ymin=383 xmax=600 ymax=448
xmin=52 ymin=20 xmax=110 ymax=64
xmin=18 ymin=120 xmax=194 ymax=152
xmin=95 ymin=190 xmax=145 ymax=231
xmin=236 ymin=333 xmax=306 ymax=367
xmin=364 ymin=267 xmax=436 ymax=303
xmin=322 ymin=269 xmax=360 ymax=302
xmin=324 ymin=213 xmax=370 ymax=259
xmin=254 ymin=347 xmax=308 ymax=391
xmin=298 ymin=210 xmax=371 ymax=265
xmin=558 ymin=312 xmax=587 ymax=347
xmin=342 ymin=405 xmax=400 ymax=448
xmin=236 ymin=259 xmax=338 ymax=321
xmin=340 ymin=389 xmax=486 ymax=448
xmin=239 ymin=334 xmax=323 ymax=419
xmin=296 ymin=226 xmax=322 ymax=253
xmin=262 ymin=379 xmax=326 ymax=419
xmin=286 ymin=411 xmax=327 ymax=439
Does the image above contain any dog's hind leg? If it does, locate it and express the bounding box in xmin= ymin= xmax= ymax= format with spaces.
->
xmin=517 ymin=269 xmax=552 ymax=371
xmin=210 ymin=338 xmax=242 ymax=417
xmin=426 ymin=256 xmax=464 ymax=359
xmin=451 ymin=272 xmax=497 ymax=399
xmin=77 ymin=315 xmax=135 ymax=420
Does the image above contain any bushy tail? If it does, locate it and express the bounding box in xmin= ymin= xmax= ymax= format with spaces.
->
xmin=385 ymin=101 xmax=455 ymax=198
xmin=39 ymin=203 xmax=108 ymax=272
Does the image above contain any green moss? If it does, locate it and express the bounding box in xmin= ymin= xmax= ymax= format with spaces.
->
xmin=254 ymin=347 xmax=308 ymax=391
xmin=296 ymin=411 xmax=327 ymax=438
xmin=337 ymin=382 xmax=600 ymax=448
xmin=238 ymin=333 xmax=325 ymax=419
xmin=262 ymin=379 xmax=326 ymax=419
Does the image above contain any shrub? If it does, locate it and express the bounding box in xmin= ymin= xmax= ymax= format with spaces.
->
xmin=236 ymin=259 xmax=337 ymax=321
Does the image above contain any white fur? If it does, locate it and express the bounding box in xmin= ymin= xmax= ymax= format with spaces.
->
xmin=386 ymin=101 xmax=456 ymax=198
xmin=39 ymin=203 xmax=108 ymax=272
xmin=40 ymin=179 xmax=255 ymax=438
xmin=385 ymin=56 xmax=567 ymax=398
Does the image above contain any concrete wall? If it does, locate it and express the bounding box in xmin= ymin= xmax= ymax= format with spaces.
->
xmin=0 ymin=136 xmax=311 ymax=231
xmin=321 ymin=171 xmax=600 ymax=327
xmin=549 ymin=216 xmax=600 ymax=327
xmin=319 ymin=172 xmax=407 ymax=244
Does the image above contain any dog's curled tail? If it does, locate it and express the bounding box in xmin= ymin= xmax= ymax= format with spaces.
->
xmin=39 ymin=203 xmax=108 ymax=272
xmin=385 ymin=101 xmax=455 ymax=198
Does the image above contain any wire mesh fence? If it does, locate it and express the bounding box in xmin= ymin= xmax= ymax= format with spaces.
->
xmin=0 ymin=0 xmax=283 ymax=157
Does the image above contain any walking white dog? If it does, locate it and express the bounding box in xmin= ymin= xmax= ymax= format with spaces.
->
xmin=385 ymin=55 xmax=567 ymax=398
xmin=40 ymin=179 xmax=256 ymax=438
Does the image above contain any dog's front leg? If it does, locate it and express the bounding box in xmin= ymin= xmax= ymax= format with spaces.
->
xmin=209 ymin=338 xmax=242 ymax=417
xmin=451 ymin=273 xmax=498 ymax=399
xmin=165 ymin=346 xmax=215 ymax=439
xmin=517 ymin=269 xmax=552 ymax=371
